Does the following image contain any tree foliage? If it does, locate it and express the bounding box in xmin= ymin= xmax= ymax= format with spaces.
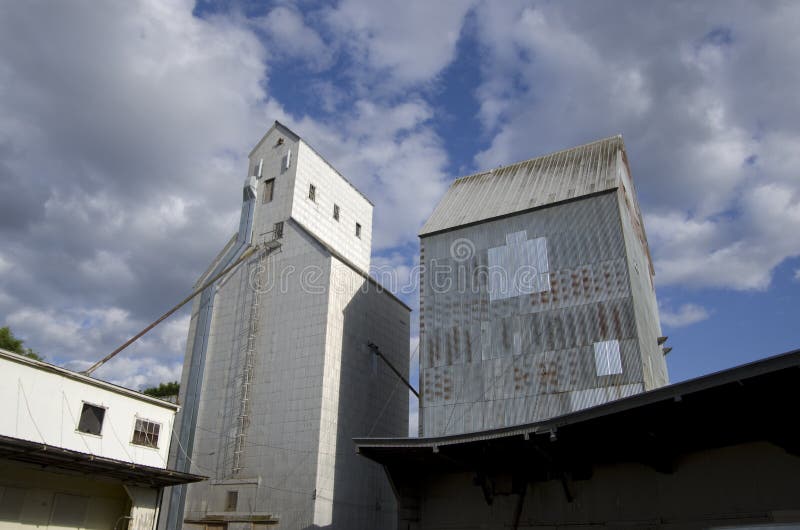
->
xmin=142 ymin=381 xmax=180 ymax=398
xmin=0 ymin=326 xmax=43 ymax=361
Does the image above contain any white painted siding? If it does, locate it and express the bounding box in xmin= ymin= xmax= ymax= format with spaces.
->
xmin=248 ymin=127 xmax=298 ymax=241
xmin=292 ymin=141 xmax=372 ymax=271
xmin=0 ymin=350 xmax=176 ymax=469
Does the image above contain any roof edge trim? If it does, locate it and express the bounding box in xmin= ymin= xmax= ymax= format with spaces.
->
xmin=288 ymin=218 xmax=412 ymax=312
xmin=0 ymin=348 xmax=180 ymax=409
xmin=419 ymin=188 xmax=618 ymax=237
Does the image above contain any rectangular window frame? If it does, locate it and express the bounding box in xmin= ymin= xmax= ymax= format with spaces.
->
xmin=262 ymin=178 xmax=275 ymax=204
xmin=225 ymin=490 xmax=238 ymax=512
xmin=355 ymin=222 xmax=361 ymax=238
xmin=131 ymin=417 xmax=161 ymax=449
xmin=333 ymin=204 xmax=340 ymax=221
xmin=308 ymin=183 xmax=316 ymax=202
xmin=273 ymin=221 xmax=284 ymax=240
xmin=76 ymin=402 xmax=106 ymax=437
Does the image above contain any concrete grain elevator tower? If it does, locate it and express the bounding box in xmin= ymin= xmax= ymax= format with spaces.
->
xmin=161 ymin=122 xmax=410 ymax=529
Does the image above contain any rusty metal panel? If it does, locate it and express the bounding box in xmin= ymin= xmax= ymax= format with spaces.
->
xmin=420 ymin=135 xmax=623 ymax=236
xmin=419 ymin=190 xmax=660 ymax=436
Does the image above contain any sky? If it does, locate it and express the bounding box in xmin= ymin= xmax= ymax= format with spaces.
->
xmin=1 ymin=1 xmax=799 ymax=435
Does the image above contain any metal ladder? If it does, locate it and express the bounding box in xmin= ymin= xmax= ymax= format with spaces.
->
xmin=231 ymin=248 xmax=266 ymax=476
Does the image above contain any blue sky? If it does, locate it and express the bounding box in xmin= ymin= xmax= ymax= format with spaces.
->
xmin=1 ymin=0 xmax=799 ymax=430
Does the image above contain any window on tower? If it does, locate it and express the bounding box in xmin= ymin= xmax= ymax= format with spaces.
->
xmin=308 ymin=184 xmax=316 ymax=202
xmin=355 ymin=222 xmax=361 ymax=238
xmin=333 ymin=204 xmax=340 ymax=221
xmin=263 ymin=179 xmax=275 ymax=204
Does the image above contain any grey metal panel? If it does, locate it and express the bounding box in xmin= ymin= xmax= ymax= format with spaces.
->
xmin=419 ymin=191 xmax=662 ymax=437
xmin=420 ymin=136 xmax=623 ymax=236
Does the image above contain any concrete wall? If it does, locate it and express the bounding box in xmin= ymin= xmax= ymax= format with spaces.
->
xmin=183 ymin=219 xmax=409 ymax=529
xmin=313 ymin=259 xmax=409 ymax=528
xmin=174 ymin=123 xmax=407 ymax=529
xmin=419 ymin=192 xmax=657 ymax=436
xmin=182 ymin=221 xmax=331 ymax=528
xmin=391 ymin=442 xmax=800 ymax=529
xmin=0 ymin=351 xmax=176 ymax=468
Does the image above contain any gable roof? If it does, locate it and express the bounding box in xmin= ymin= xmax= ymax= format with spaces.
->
xmin=420 ymin=135 xmax=625 ymax=236
xmin=250 ymin=120 xmax=374 ymax=206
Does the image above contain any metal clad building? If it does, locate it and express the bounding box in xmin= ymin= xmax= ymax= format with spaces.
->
xmin=418 ymin=136 xmax=667 ymax=437
xmin=161 ymin=122 xmax=410 ymax=529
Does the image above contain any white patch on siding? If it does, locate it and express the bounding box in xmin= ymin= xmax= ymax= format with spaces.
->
xmin=487 ymin=231 xmax=550 ymax=301
xmin=593 ymin=339 xmax=623 ymax=376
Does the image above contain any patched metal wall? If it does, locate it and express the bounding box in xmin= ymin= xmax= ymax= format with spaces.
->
xmin=419 ymin=191 xmax=660 ymax=436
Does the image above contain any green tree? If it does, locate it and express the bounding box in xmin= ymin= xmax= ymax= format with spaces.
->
xmin=142 ymin=381 xmax=180 ymax=398
xmin=0 ymin=326 xmax=43 ymax=361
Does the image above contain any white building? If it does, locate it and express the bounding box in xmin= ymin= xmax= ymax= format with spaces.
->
xmin=161 ymin=122 xmax=410 ymax=529
xmin=0 ymin=347 xmax=203 ymax=530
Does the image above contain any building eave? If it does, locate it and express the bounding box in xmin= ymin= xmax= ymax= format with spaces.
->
xmin=289 ymin=217 xmax=412 ymax=312
xmin=0 ymin=434 xmax=206 ymax=488
xmin=356 ymin=348 xmax=800 ymax=473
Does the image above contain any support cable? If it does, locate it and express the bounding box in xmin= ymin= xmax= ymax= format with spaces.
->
xmin=367 ymin=342 xmax=419 ymax=398
xmin=83 ymin=243 xmax=268 ymax=376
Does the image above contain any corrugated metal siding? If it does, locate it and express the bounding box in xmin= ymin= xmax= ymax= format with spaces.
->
xmin=420 ymin=135 xmax=623 ymax=236
xmin=419 ymin=192 xmax=655 ymax=437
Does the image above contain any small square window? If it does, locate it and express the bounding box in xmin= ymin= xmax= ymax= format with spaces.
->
xmin=308 ymin=184 xmax=316 ymax=202
xmin=262 ymin=178 xmax=275 ymax=204
xmin=225 ymin=491 xmax=238 ymax=512
xmin=355 ymin=222 xmax=361 ymax=238
xmin=77 ymin=403 xmax=105 ymax=435
xmin=131 ymin=418 xmax=161 ymax=448
xmin=333 ymin=204 xmax=340 ymax=221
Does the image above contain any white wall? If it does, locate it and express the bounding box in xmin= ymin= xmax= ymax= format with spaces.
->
xmin=312 ymin=259 xmax=409 ymax=528
xmin=0 ymin=350 xmax=176 ymax=468
xmin=292 ymin=140 xmax=373 ymax=271
xmin=249 ymin=126 xmax=298 ymax=242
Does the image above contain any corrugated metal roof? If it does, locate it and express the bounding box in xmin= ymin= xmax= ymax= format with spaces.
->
xmin=420 ymin=135 xmax=625 ymax=236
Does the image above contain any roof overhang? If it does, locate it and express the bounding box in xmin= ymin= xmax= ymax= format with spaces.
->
xmin=0 ymin=434 xmax=206 ymax=488
xmin=356 ymin=349 xmax=800 ymax=478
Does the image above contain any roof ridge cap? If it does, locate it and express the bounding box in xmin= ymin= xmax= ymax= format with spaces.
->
xmin=454 ymin=134 xmax=623 ymax=184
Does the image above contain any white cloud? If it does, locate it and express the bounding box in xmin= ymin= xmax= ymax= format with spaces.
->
xmin=660 ymin=303 xmax=711 ymax=328
xmin=324 ymin=0 xmax=475 ymax=88
xmin=0 ymin=254 xmax=11 ymax=275
xmin=648 ymin=183 xmax=800 ymax=291
xmin=0 ymin=0 xmax=272 ymax=376
xmin=471 ymin=1 xmax=800 ymax=292
xmin=257 ymin=6 xmax=333 ymax=71
xmin=0 ymin=0 xmax=459 ymax=391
